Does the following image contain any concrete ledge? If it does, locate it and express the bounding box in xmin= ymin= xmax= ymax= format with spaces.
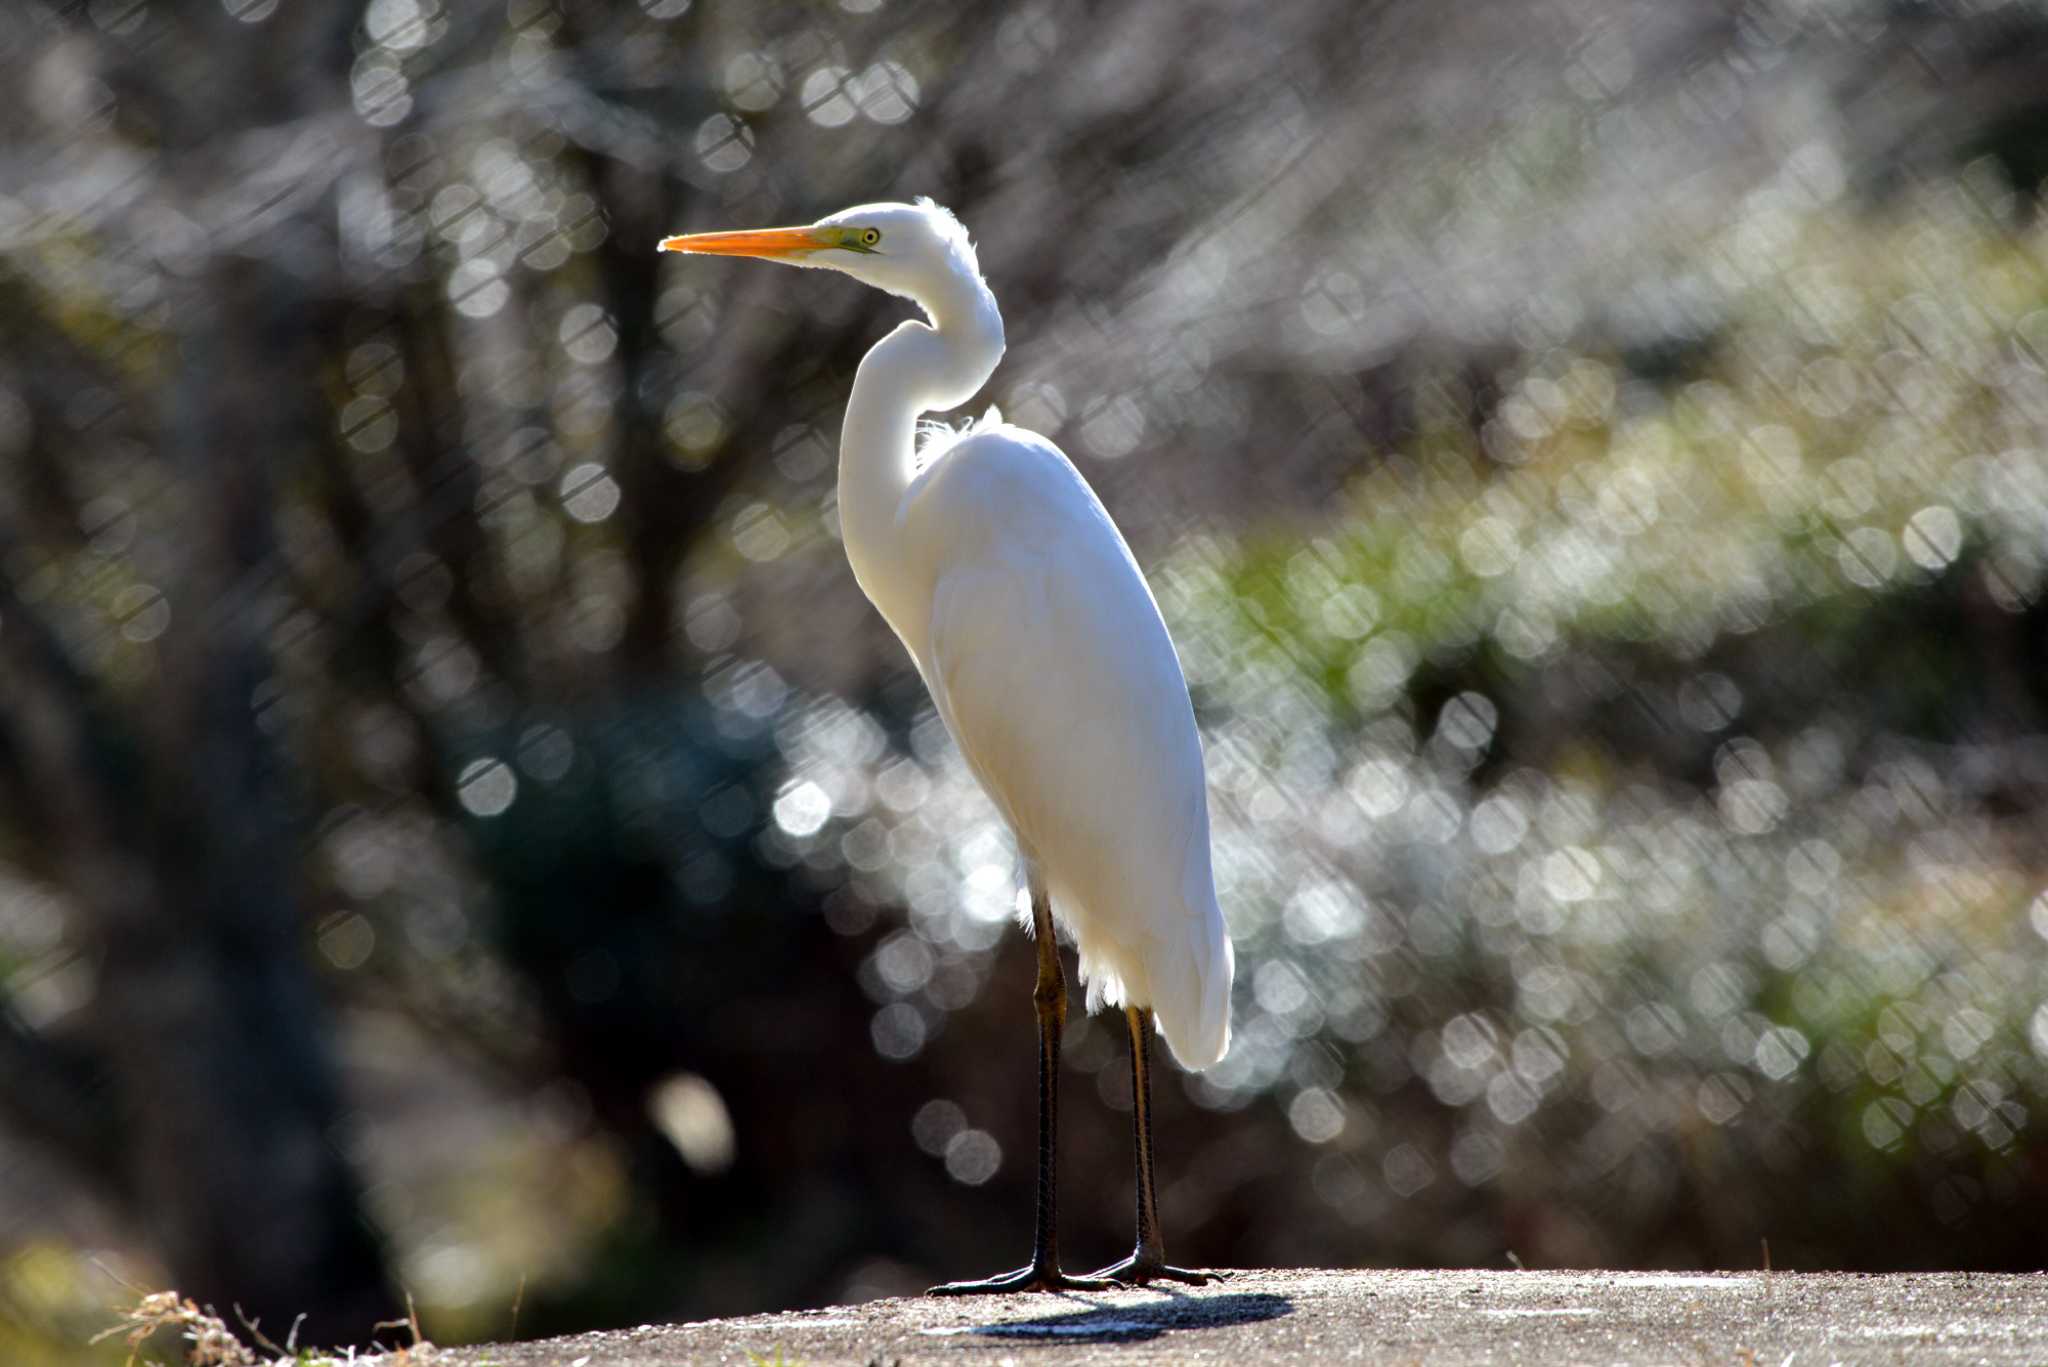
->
xmin=422 ymin=1267 xmax=2048 ymax=1365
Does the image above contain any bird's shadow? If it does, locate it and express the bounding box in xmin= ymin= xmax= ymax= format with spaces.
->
xmin=963 ymin=1291 xmax=1293 ymax=1345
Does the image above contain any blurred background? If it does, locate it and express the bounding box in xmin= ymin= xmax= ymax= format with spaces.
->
xmin=3 ymin=0 xmax=2047 ymax=1356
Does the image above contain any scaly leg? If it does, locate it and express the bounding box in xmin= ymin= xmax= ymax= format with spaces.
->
xmin=929 ymin=883 xmax=1119 ymax=1295
xmin=1083 ymin=1006 xmax=1221 ymax=1286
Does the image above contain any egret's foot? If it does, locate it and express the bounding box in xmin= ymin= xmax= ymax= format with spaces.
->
xmin=928 ymin=1263 xmax=1124 ymax=1296
xmin=1081 ymin=1254 xmax=1224 ymax=1287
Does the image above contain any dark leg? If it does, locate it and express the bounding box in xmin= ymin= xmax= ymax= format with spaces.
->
xmin=1083 ymin=1007 xmax=1221 ymax=1286
xmin=929 ymin=885 xmax=1119 ymax=1295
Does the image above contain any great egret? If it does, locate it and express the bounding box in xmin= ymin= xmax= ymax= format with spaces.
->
xmin=659 ymin=200 xmax=1233 ymax=1294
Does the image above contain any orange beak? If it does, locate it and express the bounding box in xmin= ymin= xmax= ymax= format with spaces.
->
xmin=657 ymin=226 xmax=832 ymax=260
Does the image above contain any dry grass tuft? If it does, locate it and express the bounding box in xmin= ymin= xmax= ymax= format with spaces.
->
xmin=94 ymin=1290 xmax=436 ymax=1367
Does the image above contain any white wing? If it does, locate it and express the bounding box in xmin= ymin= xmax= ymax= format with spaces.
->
xmin=897 ymin=424 xmax=1232 ymax=1069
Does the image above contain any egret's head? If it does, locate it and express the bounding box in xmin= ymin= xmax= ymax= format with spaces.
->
xmin=659 ymin=198 xmax=985 ymax=313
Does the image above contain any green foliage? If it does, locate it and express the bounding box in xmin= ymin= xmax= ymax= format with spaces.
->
xmin=1139 ymin=180 xmax=2048 ymax=1262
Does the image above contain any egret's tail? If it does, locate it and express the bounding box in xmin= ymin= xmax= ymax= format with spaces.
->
xmin=1152 ymin=881 xmax=1234 ymax=1071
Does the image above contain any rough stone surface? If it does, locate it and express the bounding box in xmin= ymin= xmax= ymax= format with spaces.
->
xmin=418 ymin=1268 xmax=2048 ymax=1365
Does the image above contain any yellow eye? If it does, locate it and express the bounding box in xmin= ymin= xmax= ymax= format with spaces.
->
xmin=861 ymin=228 xmax=881 ymax=246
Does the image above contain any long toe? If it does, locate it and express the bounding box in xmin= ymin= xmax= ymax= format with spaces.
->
xmin=929 ymin=1265 xmax=1124 ymax=1296
xmin=1082 ymin=1254 xmax=1225 ymax=1287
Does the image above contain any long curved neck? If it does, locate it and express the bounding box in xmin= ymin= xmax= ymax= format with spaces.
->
xmin=838 ymin=269 xmax=1004 ymax=627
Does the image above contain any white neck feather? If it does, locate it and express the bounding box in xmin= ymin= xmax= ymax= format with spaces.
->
xmin=837 ymin=265 xmax=1005 ymax=631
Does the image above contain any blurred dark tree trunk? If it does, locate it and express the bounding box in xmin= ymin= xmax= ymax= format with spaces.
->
xmin=106 ymin=256 xmax=392 ymax=1343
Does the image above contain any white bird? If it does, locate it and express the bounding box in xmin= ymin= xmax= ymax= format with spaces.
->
xmin=659 ymin=199 xmax=1233 ymax=1294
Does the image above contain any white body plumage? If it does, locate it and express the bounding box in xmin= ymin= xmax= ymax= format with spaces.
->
xmin=664 ymin=200 xmax=1232 ymax=1070
xmin=892 ymin=417 xmax=1232 ymax=1068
